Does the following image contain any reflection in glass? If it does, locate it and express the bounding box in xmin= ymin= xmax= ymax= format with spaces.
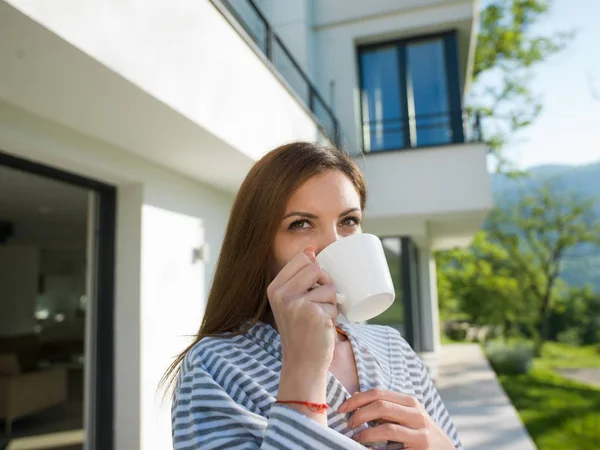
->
xmin=360 ymin=47 xmax=404 ymax=151
xmin=406 ymin=39 xmax=452 ymax=146
xmin=369 ymin=237 xmax=404 ymax=328
xmin=225 ymin=0 xmax=268 ymax=54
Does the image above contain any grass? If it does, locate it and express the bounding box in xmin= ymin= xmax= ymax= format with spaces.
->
xmin=536 ymin=341 xmax=600 ymax=369
xmin=495 ymin=341 xmax=600 ymax=450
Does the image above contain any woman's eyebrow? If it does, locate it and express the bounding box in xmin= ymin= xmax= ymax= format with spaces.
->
xmin=339 ymin=207 xmax=361 ymax=217
xmin=282 ymin=207 xmax=361 ymax=220
xmin=282 ymin=211 xmax=318 ymax=220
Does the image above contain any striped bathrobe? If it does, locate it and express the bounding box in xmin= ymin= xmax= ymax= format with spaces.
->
xmin=172 ymin=321 xmax=462 ymax=449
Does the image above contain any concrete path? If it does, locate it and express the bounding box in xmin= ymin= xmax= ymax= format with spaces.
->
xmin=435 ymin=344 xmax=537 ymax=450
xmin=556 ymin=368 xmax=600 ymax=387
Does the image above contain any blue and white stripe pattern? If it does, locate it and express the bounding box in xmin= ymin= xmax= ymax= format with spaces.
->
xmin=172 ymin=321 xmax=462 ymax=449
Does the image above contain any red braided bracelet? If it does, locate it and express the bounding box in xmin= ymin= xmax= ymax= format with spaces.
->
xmin=275 ymin=400 xmax=329 ymax=414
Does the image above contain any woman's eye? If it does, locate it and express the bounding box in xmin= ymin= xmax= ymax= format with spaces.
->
xmin=341 ymin=216 xmax=360 ymax=227
xmin=289 ymin=219 xmax=311 ymax=230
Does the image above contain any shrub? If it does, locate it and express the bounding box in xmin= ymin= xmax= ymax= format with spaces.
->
xmin=446 ymin=326 xmax=467 ymax=341
xmin=557 ymin=328 xmax=582 ymax=346
xmin=486 ymin=341 xmax=533 ymax=375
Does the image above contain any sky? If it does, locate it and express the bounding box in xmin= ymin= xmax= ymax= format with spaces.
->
xmin=500 ymin=0 xmax=600 ymax=169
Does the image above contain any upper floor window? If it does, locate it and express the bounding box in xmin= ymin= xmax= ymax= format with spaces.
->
xmin=359 ymin=32 xmax=464 ymax=152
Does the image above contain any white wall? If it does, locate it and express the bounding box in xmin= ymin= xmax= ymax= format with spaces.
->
xmin=139 ymin=205 xmax=207 ymax=450
xmin=0 ymin=245 xmax=39 ymax=336
xmin=313 ymin=0 xmax=472 ymax=28
xmin=359 ymin=143 xmax=492 ymax=219
xmin=311 ymin=0 xmax=475 ymax=152
xmin=114 ymin=184 xmax=143 ymax=450
xmin=113 ymin=188 xmax=211 ymax=450
xmin=2 ymin=0 xmax=321 ymax=193
xmin=0 ymin=100 xmax=234 ymax=450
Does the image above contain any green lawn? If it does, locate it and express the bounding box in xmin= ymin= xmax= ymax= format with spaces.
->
xmin=535 ymin=341 xmax=600 ymax=369
xmin=496 ymin=342 xmax=600 ymax=450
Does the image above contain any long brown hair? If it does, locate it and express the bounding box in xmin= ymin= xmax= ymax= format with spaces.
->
xmin=161 ymin=141 xmax=366 ymax=391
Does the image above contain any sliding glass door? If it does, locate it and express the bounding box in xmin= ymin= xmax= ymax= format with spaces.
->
xmin=0 ymin=151 xmax=115 ymax=450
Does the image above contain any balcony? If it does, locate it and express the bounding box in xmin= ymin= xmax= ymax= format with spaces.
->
xmin=358 ymin=137 xmax=492 ymax=250
xmin=351 ymin=26 xmax=492 ymax=249
xmin=358 ymin=111 xmax=490 ymax=251
xmin=362 ymin=109 xmax=483 ymax=153
xmin=221 ymin=0 xmax=341 ymax=145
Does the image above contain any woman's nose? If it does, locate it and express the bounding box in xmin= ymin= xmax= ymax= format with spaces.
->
xmin=314 ymin=228 xmax=342 ymax=255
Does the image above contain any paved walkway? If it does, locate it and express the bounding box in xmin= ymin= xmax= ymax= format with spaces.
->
xmin=435 ymin=344 xmax=537 ymax=450
xmin=556 ymin=368 xmax=600 ymax=387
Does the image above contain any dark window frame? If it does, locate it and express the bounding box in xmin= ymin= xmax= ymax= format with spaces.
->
xmin=0 ymin=151 xmax=116 ymax=450
xmin=357 ymin=30 xmax=464 ymax=153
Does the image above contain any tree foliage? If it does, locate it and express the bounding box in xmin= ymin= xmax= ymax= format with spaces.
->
xmin=437 ymin=179 xmax=600 ymax=350
xmin=550 ymin=286 xmax=600 ymax=346
xmin=437 ymin=232 xmax=531 ymax=331
xmin=469 ymin=0 xmax=572 ymax=165
xmin=488 ymin=179 xmax=600 ymax=350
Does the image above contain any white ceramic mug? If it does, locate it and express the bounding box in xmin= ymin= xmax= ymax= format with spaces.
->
xmin=315 ymin=233 xmax=395 ymax=322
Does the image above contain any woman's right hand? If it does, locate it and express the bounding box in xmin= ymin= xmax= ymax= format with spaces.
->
xmin=267 ymin=247 xmax=338 ymax=425
xmin=266 ymin=247 xmax=338 ymax=374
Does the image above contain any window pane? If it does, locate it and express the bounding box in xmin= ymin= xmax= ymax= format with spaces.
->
xmin=406 ymin=39 xmax=452 ymax=146
xmin=273 ymin=39 xmax=309 ymax=104
xmin=369 ymin=237 xmax=404 ymax=331
xmin=360 ymin=47 xmax=404 ymax=151
xmin=313 ymin=94 xmax=337 ymax=144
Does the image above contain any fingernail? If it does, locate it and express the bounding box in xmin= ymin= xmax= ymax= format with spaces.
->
xmin=353 ymin=391 xmax=360 ymax=396
xmin=304 ymin=246 xmax=316 ymax=262
xmin=352 ymin=433 xmax=361 ymax=441
xmin=338 ymin=402 xmax=347 ymax=412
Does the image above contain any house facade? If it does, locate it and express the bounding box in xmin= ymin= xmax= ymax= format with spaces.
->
xmin=0 ymin=0 xmax=492 ymax=449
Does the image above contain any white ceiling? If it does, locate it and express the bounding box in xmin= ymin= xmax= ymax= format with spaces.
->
xmin=0 ymin=164 xmax=88 ymax=245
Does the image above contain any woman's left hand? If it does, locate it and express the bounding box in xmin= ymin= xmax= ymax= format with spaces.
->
xmin=338 ymin=389 xmax=455 ymax=449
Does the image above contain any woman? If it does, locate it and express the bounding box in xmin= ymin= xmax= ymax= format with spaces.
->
xmin=166 ymin=142 xmax=462 ymax=449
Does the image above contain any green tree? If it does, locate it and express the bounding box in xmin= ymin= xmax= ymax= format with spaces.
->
xmin=551 ymin=285 xmax=600 ymax=345
xmin=470 ymin=0 xmax=572 ymax=166
xmin=488 ymin=179 xmax=600 ymax=351
xmin=437 ymin=231 xmax=537 ymax=338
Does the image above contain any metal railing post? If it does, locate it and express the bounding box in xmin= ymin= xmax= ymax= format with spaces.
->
xmin=308 ymin=85 xmax=315 ymax=113
xmin=265 ymin=23 xmax=272 ymax=60
xmin=333 ymin=120 xmax=340 ymax=147
xmin=474 ymin=110 xmax=482 ymax=142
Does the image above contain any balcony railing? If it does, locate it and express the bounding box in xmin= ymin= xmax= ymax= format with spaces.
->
xmin=361 ymin=109 xmax=483 ymax=153
xmin=222 ymin=0 xmax=340 ymax=145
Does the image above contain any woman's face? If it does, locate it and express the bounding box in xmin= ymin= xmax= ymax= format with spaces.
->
xmin=271 ymin=170 xmax=363 ymax=276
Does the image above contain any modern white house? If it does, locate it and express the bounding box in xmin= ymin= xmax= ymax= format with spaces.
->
xmin=0 ymin=0 xmax=492 ymax=449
